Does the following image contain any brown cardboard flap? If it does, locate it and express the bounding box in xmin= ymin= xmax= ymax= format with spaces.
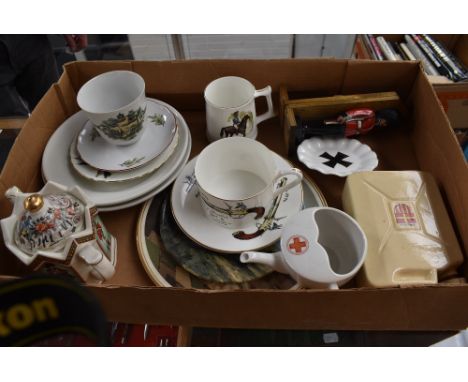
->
xmin=77 ymin=59 xmax=348 ymax=96
xmin=411 ymin=72 xmax=468 ymax=257
xmin=56 ymin=74 xmax=79 ymax=116
xmin=102 ymin=206 xmax=153 ymax=286
xmin=87 ymin=283 xmax=468 ymax=330
xmin=342 ymin=60 xmax=420 ymax=99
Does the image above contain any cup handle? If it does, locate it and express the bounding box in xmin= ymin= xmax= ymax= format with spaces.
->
xmin=272 ymin=168 xmax=303 ymax=199
xmin=254 ymin=86 xmax=276 ymax=125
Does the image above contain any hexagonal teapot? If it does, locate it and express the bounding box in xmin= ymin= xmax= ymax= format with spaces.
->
xmin=1 ymin=181 xmax=117 ymax=283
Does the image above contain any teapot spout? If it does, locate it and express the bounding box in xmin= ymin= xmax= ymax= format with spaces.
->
xmin=240 ymin=251 xmax=289 ymax=274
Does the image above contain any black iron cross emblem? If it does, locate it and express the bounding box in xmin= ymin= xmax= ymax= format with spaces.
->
xmin=319 ymin=152 xmax=352 ymax=168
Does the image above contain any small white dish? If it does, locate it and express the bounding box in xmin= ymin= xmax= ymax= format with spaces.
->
xmin=76 ymin=99 xmax=177 ymax=172
xmin=42 ymin=99 xmax=191 ymax=209
xmin=170 ymin=153 xmax=303 ymax=254
xmin=70 ymin=128 xmax=179 ymax=183
xmin=297 ymin=138 xmax=378 ymax=177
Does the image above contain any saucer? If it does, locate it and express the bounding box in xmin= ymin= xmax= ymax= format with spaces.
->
xmin=297 ymin=137 xmax=378 ymax=177
xmin=170 ymin=153 xmax=303 ymax=253
xmin=76 ymin=99 xmax=177 ymax=172
xmin=70 ymin=128 xmax=179 ymax=183
xmin=136 ymin=173 xmax=326 ymax=289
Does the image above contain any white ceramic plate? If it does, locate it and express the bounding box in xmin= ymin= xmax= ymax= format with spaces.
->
xmin=70 ymin=128 xmax=180 ymax=183
xmin=170 ymin=153 xmax=303 ymax=253
xmin=42 ymin=99 xmax=191 ymax=208
xmin=76 ymin=99 xmax=177 ymax=172
xmin=98 ymin=136 xmax=191 ymax=211
xmin=297 ymin=137 xmax=378 ymax=177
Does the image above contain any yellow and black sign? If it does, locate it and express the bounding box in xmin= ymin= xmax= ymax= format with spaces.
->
xmin=0 ymin=275 xmax=108 ymax=346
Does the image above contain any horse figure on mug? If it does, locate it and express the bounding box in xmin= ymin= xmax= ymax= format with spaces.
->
xmin=219 ymin=114 xmax=251 ymax=138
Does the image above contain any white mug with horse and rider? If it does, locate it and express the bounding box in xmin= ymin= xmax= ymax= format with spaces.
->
xmin=204 ymin=76 xmax=275 ymax=142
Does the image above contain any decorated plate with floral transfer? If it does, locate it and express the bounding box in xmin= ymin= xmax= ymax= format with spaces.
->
xmin=70 ymin=128 xmax=179 ymax=183
xmin=135 ymin=174 xmax=326 ymax=289
xmin=170 ymin=153 xmax=304 ymax=253
xmin=76 ymin=99 xmax=177 ymax=172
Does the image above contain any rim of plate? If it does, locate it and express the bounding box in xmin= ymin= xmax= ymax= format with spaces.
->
xmin=69 ymin=126 xmax=181 ymax=183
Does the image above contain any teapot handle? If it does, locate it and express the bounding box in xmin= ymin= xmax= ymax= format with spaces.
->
xmin=78 ymin=244 xmax=115 ymax=282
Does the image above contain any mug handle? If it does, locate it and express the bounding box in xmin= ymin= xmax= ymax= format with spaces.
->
xmin=272 ymin=168 xmax=303 ymax=199
xmin=254 ymin=86 xmax=276 ymax=125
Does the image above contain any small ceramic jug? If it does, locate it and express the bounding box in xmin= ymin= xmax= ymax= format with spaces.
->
xmin=240 ymin=207 xmax=367 ymax=289
xmin=0 ymin=181 xmax=117 ymax=283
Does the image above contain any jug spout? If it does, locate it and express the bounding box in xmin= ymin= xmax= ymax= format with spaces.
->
xmin=240 ymin=251 xmax=289 ymax=274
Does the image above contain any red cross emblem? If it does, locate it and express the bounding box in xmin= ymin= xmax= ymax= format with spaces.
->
xmin=287 ymin=235 xmax=309 ymax=255
xmin=393 ymin=203 xmax=417 ymax=227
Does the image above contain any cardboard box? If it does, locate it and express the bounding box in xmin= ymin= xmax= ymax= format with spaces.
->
xmin=436 ymin=82 xmax=468 ymax=132
xmin=1 ymin=59 xmax=468 ymax=330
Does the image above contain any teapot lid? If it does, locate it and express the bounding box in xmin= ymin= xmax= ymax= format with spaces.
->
xmin=14 ymin=193 xmax=85 ymax=255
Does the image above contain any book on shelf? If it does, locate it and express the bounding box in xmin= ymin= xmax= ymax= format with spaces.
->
xmin=357 ymin=34 xmax=468 ymax=83
xmin=368 ymin=34 xmax=384 ymax=61
xmin=389 ymin=41 xmax=403 ymax=60
xmin=412 ymin=34 xmax=453 ymax=79
xmin=421 ymin=34 xmax=468 ymax=82
xmin=362 ymin=34 xmax=377 ymax=59
xmin=399 ymin=42 xmax=416 ymax=61
xmin=391 ymin=42 xmax=403 ymax=59
xmin=355 ymin=36 xmax=372 ymax=59
xmin=377 ymin=36 xmax=397 ymax=61
xmin=404 ymin=34 xmax=440 ymax=76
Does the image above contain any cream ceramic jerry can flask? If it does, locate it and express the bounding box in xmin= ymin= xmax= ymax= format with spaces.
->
xmin=1 ymin=181 xmax=117 ymax=283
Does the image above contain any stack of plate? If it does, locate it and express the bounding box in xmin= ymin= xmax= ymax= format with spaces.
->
xmin=42 ymin=98 xmax=192 ymax=211
xmin=136 ymin=151 xmax=328 ymax=289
